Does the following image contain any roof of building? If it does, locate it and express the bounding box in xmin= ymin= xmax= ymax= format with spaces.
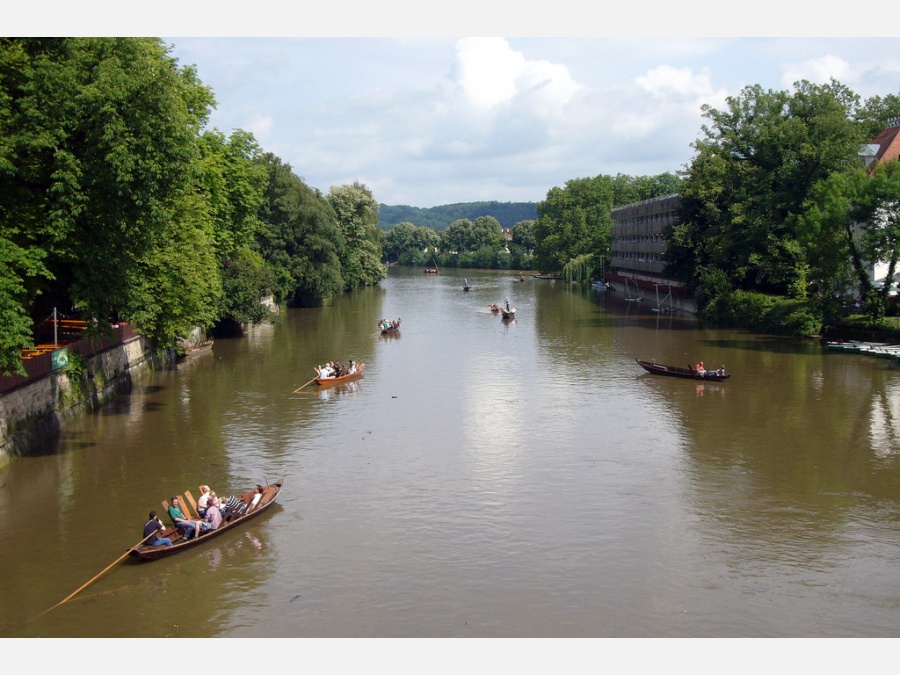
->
xmin=869 ymin=123 xmax=900 ymax=166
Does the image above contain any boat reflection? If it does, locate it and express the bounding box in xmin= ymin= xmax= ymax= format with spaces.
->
xmin=317 ymin=380 xmax=361 ymax=399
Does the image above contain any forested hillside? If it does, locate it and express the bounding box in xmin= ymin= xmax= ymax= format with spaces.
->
xmin=379 ymin=201 xmax=538 ymax=230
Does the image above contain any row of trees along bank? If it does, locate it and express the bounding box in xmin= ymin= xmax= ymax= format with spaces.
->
xmin=0 ymin=38 xmax=385 ymax=377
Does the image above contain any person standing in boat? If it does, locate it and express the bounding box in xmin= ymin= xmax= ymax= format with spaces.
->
xmin=505 ymin=297 xmax=511 ymax=311
xmin=167 ymin=495 xmax=201 ymax=540
xmin=143 ymin=511 xmax=173 ymax=547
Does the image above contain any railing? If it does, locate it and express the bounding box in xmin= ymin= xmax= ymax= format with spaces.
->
xmin=0 ymin=323 xmax=139 ymax=395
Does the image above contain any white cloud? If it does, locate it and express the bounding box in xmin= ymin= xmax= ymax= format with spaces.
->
xmin=780 ymin=55 xmax=852 ymax=89
xmin=454 ymin=37 xmax=581 ymax=115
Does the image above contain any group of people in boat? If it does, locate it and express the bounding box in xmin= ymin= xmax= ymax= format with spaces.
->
xmin=143 ymin=484 xmax=266 ymax=547
xmin=315 ymin=359 xmax=358 ymax=379
xmin=379 ymin=318 xmax=401 ymax=331
xmin=693 ymin=361 xmax=726 ymax=377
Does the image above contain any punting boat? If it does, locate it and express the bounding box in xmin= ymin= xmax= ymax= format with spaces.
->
xmin=533 ymin=273 xmax=562 ymax=280
xmin=635 ymin=359 xmax=730 ymax=381
xmin=500 ymin=307 xmax=516 ymax=319
xmin=317 ymin=362 xmax=365 ymax=386
xmin=488 ymin=304 xmax=501 ymax=313
xmin=129 ymin=479 xmax=284 ymax=561
xmin=380 ymin=320 xmax=401 ymax=334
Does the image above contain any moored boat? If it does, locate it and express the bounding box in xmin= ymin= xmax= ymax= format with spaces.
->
xmin=129 ymin=479 xmax=284 ymax=561
xmin=635 ymin=358 xmax=730 ymax=381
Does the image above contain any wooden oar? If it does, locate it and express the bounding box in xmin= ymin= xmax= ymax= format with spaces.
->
xmin=32 ymin=531 xmax=155 ymax=621
xmin=293 ymin=377 xmax=318 ymax=393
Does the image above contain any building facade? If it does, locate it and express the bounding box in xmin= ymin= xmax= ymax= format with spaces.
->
xmin=608 ymin=193 xmax=691 ymax=308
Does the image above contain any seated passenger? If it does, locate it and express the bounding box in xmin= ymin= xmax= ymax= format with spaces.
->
xmin=167 ymin=495 xmax=201 ymax=540
xmin=201 ymin=494 xmax=223 ymax=531
xmin=143 ymin=511 xmax=173 ymax=547
xmin=249 ymin=485 xmax=265 ymax=511
xmin=196 ymin=485 xmax=212 ymax=517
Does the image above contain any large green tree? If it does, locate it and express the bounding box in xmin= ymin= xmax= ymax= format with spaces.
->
xmin=196 ymin=128 xmax=272 ymax=324
xmin=0 ymin=37 xmax=218 ymax=373
xmin=381 ymin=221 xmax=440 ymax=265
xmin=256 ymin=153 xmax=344 ymax=306
xmin=327 ymin=181 xmax=385 ymax=289
xmin=533 ymin=173 xmax=679 ymax=275
xmin=802 ymin=159 xmax=900 ymax=321
xmin=667 ymin=80 xmax=867 ymax=298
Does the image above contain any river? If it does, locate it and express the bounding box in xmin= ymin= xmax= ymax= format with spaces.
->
xmin=2 ymin=267 xmax=900 ymax=639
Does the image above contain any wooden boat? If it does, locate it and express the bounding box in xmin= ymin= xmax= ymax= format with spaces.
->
xmin=129 ymin=479 xmax=284 ymax=561
xmin=380 ymin=319 xmax=401 ymax=334
xmin=533 ymin=273 xmax=562 ymax=280
xmin=178 ymin=339 xmax=214 ymax=358
xmin=424 ymin=268 xmax=439 ymax=275
xmin=500 ymin=307 xmax=516 ymax=319
xmin=635 ymin=359 xmax=730 ymax=381
xmin=316 ymin=362 xmax=365 ymax=386
xmin=488 ymin=304 xmax=501 ymax=313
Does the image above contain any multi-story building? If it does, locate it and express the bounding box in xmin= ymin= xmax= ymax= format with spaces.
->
xmin=607 ymin=193 xmax=691 ymax=310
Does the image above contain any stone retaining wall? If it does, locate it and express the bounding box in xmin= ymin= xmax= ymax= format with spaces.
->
xmin=0 ymin=336 xmax=170 ymax=468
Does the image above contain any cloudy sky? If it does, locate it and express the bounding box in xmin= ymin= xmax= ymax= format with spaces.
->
xmin=15 ymin=4 xmax=900 ymax=208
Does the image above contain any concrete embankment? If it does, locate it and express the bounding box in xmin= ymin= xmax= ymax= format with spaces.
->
xmin=0 ymin=335 xmax=170 ymax=468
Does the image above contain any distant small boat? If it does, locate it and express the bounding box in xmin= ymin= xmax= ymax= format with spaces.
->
xmin=424 ymin=268 xmax=439 ymax=275
xmin=501 ymin=307 xmax=516 ymax=319
xmin=380 ymin=319 xmax=401 ymax=334
xmin=488 ymin=304 xmax=501 ymax=313
xmin=635 ymin=359 xmax=730 ymax=381
xmin=463 ymin=279 xmax=471 ymax=291
xmin=592 ymin=280 xmax=608 ymax=290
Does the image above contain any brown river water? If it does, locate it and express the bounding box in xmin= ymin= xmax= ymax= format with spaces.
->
xmin=2 ymin=267 xmax=900 ymax=639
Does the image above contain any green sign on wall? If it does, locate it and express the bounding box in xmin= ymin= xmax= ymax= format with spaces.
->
xmin=51 ymin=348 xmax=69 ymax=371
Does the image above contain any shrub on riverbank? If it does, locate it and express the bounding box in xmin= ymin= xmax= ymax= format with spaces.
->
xmin=700 ymin=289 xmax=823 ymax=337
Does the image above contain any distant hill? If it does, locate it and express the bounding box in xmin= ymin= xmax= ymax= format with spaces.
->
xmin=379 ymin=201 xmax=538 ymax=231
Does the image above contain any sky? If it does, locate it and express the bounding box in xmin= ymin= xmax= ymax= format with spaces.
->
xmin=11 ymin=3 xmax=900 ymax=209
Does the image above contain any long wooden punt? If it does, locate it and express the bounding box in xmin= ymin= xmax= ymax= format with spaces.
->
xmin=129 ymin=479 xmax=284 ymax=561
xmin=316 ymin=363 xmax=365 ymax=386
xmin=636 ymin=358 xmax=731 ymax=381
